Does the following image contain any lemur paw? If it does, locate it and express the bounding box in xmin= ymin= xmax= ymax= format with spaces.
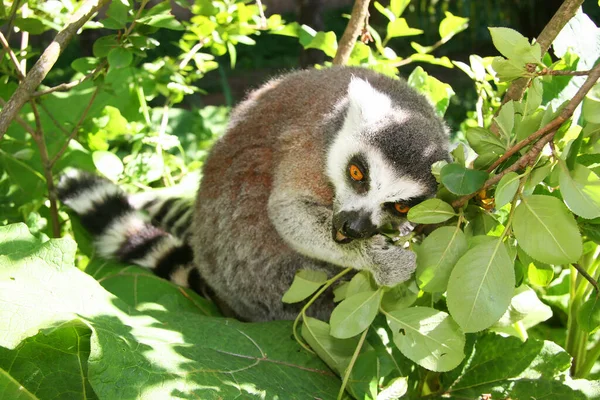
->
xmin=368 ymin=240 xmax=416 ymax=287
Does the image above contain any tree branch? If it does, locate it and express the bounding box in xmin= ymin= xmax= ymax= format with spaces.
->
xmin=333 ymin=0 xmax=371 ymax=65
xmin=29 ymin=100 xmax=61 ymax=238
xmin=0 ymin=31 xmax=26 ymax=81
xmin=537 ymin=68 xmax=592 ymax=77
xmin=500 ymin=0 xmax=584 ymax=106
xmin=31 ymin=61 xmax=107 ymax=97
xmin=0 ymin=0 xmax=111 ymax=139
xmin=453 ymin=62 xmax=600 ymax=209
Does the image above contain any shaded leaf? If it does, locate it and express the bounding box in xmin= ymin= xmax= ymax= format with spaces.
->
xmin=441 ymin=164 xmax=488 ymax=195
xmin=282 ymin=269 xmax=328 ymax=304
xmin=495 ymin=172 xmax=520 ymax=208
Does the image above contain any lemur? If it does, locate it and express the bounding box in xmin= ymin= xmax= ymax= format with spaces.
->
xmin=58 ymin=66 xmax=450 ymax=322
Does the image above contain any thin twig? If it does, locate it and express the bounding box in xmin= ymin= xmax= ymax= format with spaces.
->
xmin=333 ymin=0 xmax=371 ymax=65
xmin=255 ymin=0 xmax=267 ymax=29
xmin=572 ymin=263 xmax=600 ymax=297
xmin=337 ymin=328 xmax=368 ymax=400
xmin=50 ymin=86 xmax=100 ymax=167
xmin=32 ymin=61 xmax=107 ymax=97
xmin=0 ymin=0 xmax=111 ymax=139
xmin=30 ymin=100 xmax=60 ymax=238
xmin=0 ymin=0 xmax=24 ymax=60
xmin=38 ymin=101 xmax=71 ymax=135
xmin=537 ymin=68 xmax=592 ymax=77
xmin=453 ymin=62 xmax=600 ymax=209
xmin=0 ymin=31 xmax=26 ymax=80
xmin=123 ymin=0 xmax=150 ymax=38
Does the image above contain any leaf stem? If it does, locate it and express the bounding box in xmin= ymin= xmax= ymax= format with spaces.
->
xmin=337 ymin=327 xmax=368 ymax=400
xmin=292 ymin=267 xmax=353 ymax=353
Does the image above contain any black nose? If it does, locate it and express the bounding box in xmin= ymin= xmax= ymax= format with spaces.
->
xmin=333 ymin=210 xmax=377 ymax=239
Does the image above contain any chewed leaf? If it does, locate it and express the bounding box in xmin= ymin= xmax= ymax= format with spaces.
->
xmin=282 ymin=269 xmax=328 ymax=303
xmin=386 ymin=307 xmax=465 ymax=372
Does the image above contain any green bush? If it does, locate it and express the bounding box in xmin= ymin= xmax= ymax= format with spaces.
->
xmin=1 ymin=0 xmax=599 ymax=399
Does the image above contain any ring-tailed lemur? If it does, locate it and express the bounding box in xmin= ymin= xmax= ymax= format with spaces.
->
xmin=59 ymin=66 xmax=450 ymax=322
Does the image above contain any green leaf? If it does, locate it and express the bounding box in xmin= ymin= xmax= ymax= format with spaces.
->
xmin=527 ymin=262 xmax=554 ymax=287
xmin=107 ymin=47 xmax=133 ymax=69
xmin=378 ymin=376 xmax=408 ymax=400
xmin=282 ymin=269 xmax=328 ymax=303
xmin=390 ymin=0 xmax=410 ymax=17
xmin=488 ymin=27 xmax=541 ymax=64
xmin=407 ymin=67 xmax=455 ymax=116
xmin=386 ymin=307 xmax=465 ymax=372
xmin=304 ymin=31 xmax=338 ymax=58
xmin=559 ymin=163 xmax=600 ymax=220
xmin=0 ymin=223 xmax=342 ymax=398
xmin=330 ymin=289 xmax=382 ymax=339
xmin=491 ymin=285 xmax=552 ymax=332
xmin=524 ymin=79 xmax=543 ymax=116
xmin=92 ymin=151 xmax=123 ymax=180
xmin=441 ymin=163 xmax=488 ymax=195
xmin=14 ymin=17 xmax=48 ymax=34
xmin=447 ymin=239 xmax=515 ymax=332
xmin=0 ymin=321 xmax=95 ymax=399
xmin=374 ymin=1 xmax=395 ymax=21
xmin=92 ymin=35 xmax=118 ymax=58
xmin=407 ymin=198 xmax=456 ymax=224
xmin=494 ymin=100 xmax=514 ymax=139
xmin=492 ymin=56 xmax=527 ymax=82
xmin=439 ymin=12 xmax=468 ymax=41
xmin=513 ymin=195 xmax=583 ymax=265
xmin=416 ymin=226 xmax=468 ymax=293
xmin=582 ymin=84 xmax=600 ymax=124
xmin=444 ymin=334 xmax=574 ymax=398
xmin=301 ymin=317 xmax=358 ymax=375
xmin=466 ymin=127 xmax=505 ymax=156
xmin=103 ymin=0 xmax=129 ymax=29
xmin=495 ymin=172 xmax=520 ymax=208
xmin=71 ymin=57 xmax=100 ymax=74
xmin=0 ymin=368 xmax=37 ymax=400
xmin=381 ymin=280 xmax=418 ymax=312
xmin=137 ymin=13 xmax=184 ymax=30
xmin=577 ymin=296 xmax=600 ymax=333
xmin=387 ymin=18 xmax=423 ymax=38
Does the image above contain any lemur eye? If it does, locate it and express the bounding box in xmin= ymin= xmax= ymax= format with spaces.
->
xmin=394 ymin=203 xmax=411 ymax=214
xmin=349 ymin=164 xmax=364 ymax=181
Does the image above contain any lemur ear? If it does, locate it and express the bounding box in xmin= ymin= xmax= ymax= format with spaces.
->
xmin=347 ymin=77 xmax=392 ymax=124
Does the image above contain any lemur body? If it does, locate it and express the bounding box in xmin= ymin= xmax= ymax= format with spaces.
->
xmin=59 ymin=67 xmax=449 ymax=322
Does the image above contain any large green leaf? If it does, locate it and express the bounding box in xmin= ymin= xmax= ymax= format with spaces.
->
xmin=0 ymin=368 xmax=38 ymax=400
xmin=407 ymin=198 xmax=456 ymax=224
xmin=386 ymin=307 xmax=465 ymax=372
xmin=447 ymin=239 xmax=515 ymax=333
xmin=301 ymin=317 xmax=358 ymax=375
xmin=330 ymin=290 xmax=382 ymax=339
xmin=513 ymin=195 xmax=583 ymax=265
xmin=559 ymin=163 xmax=600 ymax=220
xmin=441 ymin=164 xmax=488 ymax=195
xmin=0 ymin=224 xmax=342 ymax=399
xmin=416 ymin=226 xmax=468 ymax=293
xmin=488 ymin=27 xmax=541 ymax=64
xmin=443 ymin=334 xmax=579 ymax=399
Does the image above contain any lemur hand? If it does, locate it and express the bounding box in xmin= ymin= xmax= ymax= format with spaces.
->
xmin=366 ymin=236 xmax=416 ymax=287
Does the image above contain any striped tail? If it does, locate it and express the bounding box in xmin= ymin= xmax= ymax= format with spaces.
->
xmin=57 ymin=170 xmax=203 ymax=291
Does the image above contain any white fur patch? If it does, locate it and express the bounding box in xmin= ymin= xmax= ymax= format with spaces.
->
xmin=347 ymin=77 xmax=392 ymax=125
xmin=170 ymin=265 xmax=193 ymax=287
xmin=63 ymin=181 xmax=122 ymax=214
xmin=96 ymin=212 xmax=147 ymax=258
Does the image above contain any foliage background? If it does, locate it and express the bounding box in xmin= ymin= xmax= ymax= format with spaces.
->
xmin=1 ymin=0 xmax=600 ymax=399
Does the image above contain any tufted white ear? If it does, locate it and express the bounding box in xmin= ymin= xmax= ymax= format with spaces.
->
xmin=347 ymin=77 xmax=392 ymax=125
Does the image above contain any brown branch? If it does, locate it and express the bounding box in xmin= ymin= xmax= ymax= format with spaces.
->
xmin=29 ymin=100 xmax=60 ymax=238
xmin=538 ymin=68 xmax=592 ymax=77
xmin=0 ymin=97 xmax=36 ymax=136
xmin=573 ymin=263 xmax=600 ymax=297
xmin=500 ymin=0 xmax=584 ymax=106
xmin=0 ymin=31 xmax=26 ymax=81
xmin=0 ymin=0 xmax=111 ymax=140
xmin=31 ymin=61 xmax=107 ymax=97
xmin=453 ymin=62 xmax=600 ymax=209
xmin=123 ymin=0 xmax=150 ymax=38
xmin=50 ymin=86 xmax=100 ymax=167
xmin=333 ymin=0 xmax=371 ymax=65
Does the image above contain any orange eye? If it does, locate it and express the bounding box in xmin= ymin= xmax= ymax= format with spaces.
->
xmin=349 ymin=164 xmax=364 ymax=181
xmin=394 ymin=203 xmax=411 ymax=214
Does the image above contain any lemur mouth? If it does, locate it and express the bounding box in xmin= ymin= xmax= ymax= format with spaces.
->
xmin=333 ymin=228 xmax=354 ymax=244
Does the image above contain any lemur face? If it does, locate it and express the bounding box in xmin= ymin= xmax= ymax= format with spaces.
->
xmin=326 ymin=77 xmax=444 ymax=244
